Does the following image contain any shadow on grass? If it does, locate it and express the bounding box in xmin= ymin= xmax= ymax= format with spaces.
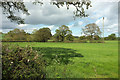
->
xmin=32 ymin=47 xmax=84 ymax=65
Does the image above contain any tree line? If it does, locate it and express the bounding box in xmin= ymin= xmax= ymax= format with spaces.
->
xmin=1 ymin=23 xmax=118 ymax=42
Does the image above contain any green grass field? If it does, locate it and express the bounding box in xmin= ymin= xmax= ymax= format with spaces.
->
xmin=3 ymin=41 xmax=118 ymax=78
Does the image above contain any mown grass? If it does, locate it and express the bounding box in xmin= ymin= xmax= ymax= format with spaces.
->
xmin=2 ymin=41 xmax=118 ymax=78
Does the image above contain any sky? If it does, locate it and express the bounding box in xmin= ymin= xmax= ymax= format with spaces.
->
xmin=0 ymin=0 xmax=119 ymax=37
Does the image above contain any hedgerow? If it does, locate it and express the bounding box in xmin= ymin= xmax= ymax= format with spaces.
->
xmin=2 ymin=45 xmax=46 ymax=80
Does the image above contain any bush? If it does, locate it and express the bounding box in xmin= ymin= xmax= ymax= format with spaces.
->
xmin=2 ymin=45 xmax=46 ymax=79
xmin=64 ymin=41 xmax=73 ymax=43
xmin=89 ymin=40 xmax=104 ymax=43
xmin=79 ymin=40 xmax=87 ymax=43
xmin=79 ymin=36 xmax=86 ymax=40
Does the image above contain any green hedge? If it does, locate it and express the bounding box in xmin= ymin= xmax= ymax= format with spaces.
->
xmin=89 ymin=40 xmax=104 ymax=43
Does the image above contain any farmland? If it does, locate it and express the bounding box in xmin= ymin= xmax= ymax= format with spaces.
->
xmin=2 ymin=41 xmax=118 ymax=78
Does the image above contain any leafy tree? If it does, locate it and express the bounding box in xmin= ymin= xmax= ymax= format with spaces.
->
xmin=66 ymin=34 xmax=74 ymax=41
xmin=33 ymin=28 xmax=52 ymax=42
xmin=104 ymin=37 xmax=109 ymax=40
xmin=53 ymin=33 xmax=61 ymax=42
xmin=94 ymin=35 xmax=101 ymax=40
xmin=54 ymin=25 xmax=72 ymax=42
xmin=4 ymin=28 xmax=27 ymax=41
xmin=82 ymin=23 xmax=101 ymax=40
xmin=107 ymin=33 xmax=116 ymax=40
xmin=79 ymin=36 xmax=86 ymax=40
xmin=0 ymin=32 xmax=2 ymax=34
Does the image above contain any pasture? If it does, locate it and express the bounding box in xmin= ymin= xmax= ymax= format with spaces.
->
xmin=3 ymin=41 xmax=118 ymax=78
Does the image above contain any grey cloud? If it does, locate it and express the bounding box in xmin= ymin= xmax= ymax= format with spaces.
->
xmin=24 ymin=2 xmax=75 ymax=25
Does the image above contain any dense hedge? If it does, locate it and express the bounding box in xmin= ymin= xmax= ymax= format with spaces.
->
xmin=89 ymin=40 xmax=104 ymax=43
xmin=2 ymin=45 xmax=46 ymax=79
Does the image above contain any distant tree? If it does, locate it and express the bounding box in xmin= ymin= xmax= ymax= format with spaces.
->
xmin=104 ymin=37 xmax=109 ymax=40
xmin=107 ymin=33 xmax=116 ymax=40
xmin=54 ymin=25 xmax=72 ymax=42
xmin=33 ymin=28 xmax=52 ymax=42
xmin=94 ymin=35 xmax=101 ymax=40
xmin=79 ymin=36 xmax=86 ymax=40
xmin=4 ymin=28 xmax=27 ymax=41
xmin=74 ymin=36 xmax=79 ymax=38
xmin=118 ymin=37 xmax=120 ymax=40
xmin=82 ymin=23 xmax=101 ymax=40
xmin=54 ymin=33 xmax=61 ymax=42
xmin=86 ymin=35 xmax=92 ymax=40
xmin=0 ymin=32 xmax=2 ymax=34
xmin=66 ymin=34 xmax=74 ymax=41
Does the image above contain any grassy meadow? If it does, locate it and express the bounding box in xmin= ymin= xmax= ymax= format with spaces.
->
xmin=2 ymin=41 xmax=118 ymax=78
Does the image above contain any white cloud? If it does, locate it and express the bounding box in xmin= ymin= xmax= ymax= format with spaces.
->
xmin=44 ymin=25 xmax=55 ymax=30
xmin=24 ymin=2 xmax=75 ymax=25
xmin=18 ymin=24 xmax=28 ymax=27
xmin=95 ymin=17 xmax=118 ymax=34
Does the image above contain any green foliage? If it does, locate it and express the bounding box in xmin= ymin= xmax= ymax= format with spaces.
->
xmin=54 ymin=25 xmax=72 ymax=42
xmin=89 ymin=40 xmax=104 ymax=43
xmin=2 ymin=45 xmax=46 ymax=79
xmin=33 ymin=28 xmax=52 ymax=42
xmin=3 ymin=28 xmax=28 ymax=41
xmin=66 ymin=34 xmax=74 ymax=41
xmin=79 ymin=36 xmax=86 ymax=40
xmin=79 ymin=40 xmax=88 ymax=43
xmin=107 ymin=33 xmax=116 ymax=40
xmin=94 ymin=35 xmax=101 ymax=40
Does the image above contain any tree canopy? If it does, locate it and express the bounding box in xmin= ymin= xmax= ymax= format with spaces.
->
xmin=54 ymin=25 xmax=72 ymax=42
xmin=82 ymin=23 xmax=101 ymax=40
xmin=4 ymin=28 xmax=27 ymax=41
xmin=33 ymin=28 xmax=52 ymax=42
xmin=107 ymin=33 xmax=116 ymax=40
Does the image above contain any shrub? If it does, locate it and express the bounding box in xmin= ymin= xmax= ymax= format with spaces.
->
xmin=64 ymin=41 xmax=73 ymax=43
xmin=97 ymin=40 xmax=104 ymax=43
xmin=79 ymin=36 xmax=86 ymax=40
xmin=89 ymin=40 xmax=97 ymax=43
xmin=2 ymin=45 xmax=46 ymax=80
xmin=79 ymin=40 xmax=87 ymax=43
xmin=89 ymin=40 xmax=104 ymax=43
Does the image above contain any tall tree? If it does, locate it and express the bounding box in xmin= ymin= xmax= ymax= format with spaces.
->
xmin=4 ymin=28 xmax=27 ymax=41
xmin=82 ymin=23 xmax=101 ymax=40
xmin=54 ymin=25 xmax=72 ymax=42
xmin=107 ymin=33 xmax=116 ymax=40
xmin=33 ymin=28 xmax=52 ymax=42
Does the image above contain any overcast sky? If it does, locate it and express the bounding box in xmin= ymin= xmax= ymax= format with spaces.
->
xmin=0 ymin=0 xmax=119 ymax=37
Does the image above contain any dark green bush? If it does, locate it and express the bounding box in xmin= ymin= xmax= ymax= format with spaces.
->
xmin=2 ymin=45 xmax=46 ymax=80
xmin=64 ymin=41 xmax=73 ymax=43
xmin=89 ymin=40 xmax=97 ymax=43
xmin=79 ymin=40 xmax=88 ymax=43
xmin=89 ymin=40 xmax=104 ymax=43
